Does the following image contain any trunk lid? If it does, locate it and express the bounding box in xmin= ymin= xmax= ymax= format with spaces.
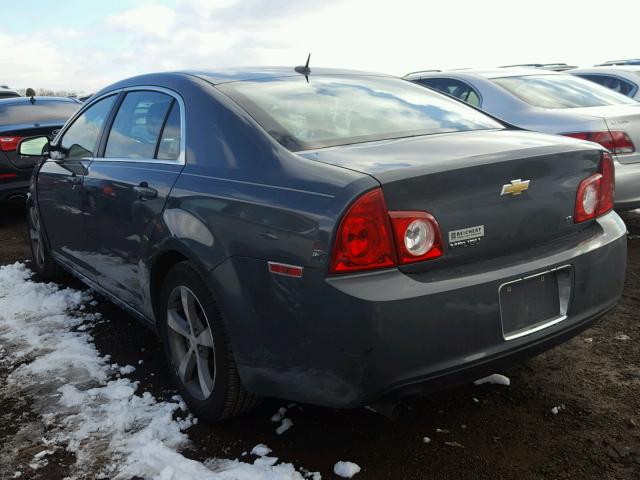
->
xmin=300 ymin=130 xmax=603 ymax=269
xmin=567 ymin=103 xmax=640 ymax=164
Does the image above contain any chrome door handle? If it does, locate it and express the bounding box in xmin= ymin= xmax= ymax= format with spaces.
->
xmin=134 ymin=182 xmax=158 ymax=200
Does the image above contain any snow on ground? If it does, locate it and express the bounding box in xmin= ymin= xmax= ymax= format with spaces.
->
xmin=0 ymin=263 xmax=309 ymax=479
xmin=473 ymin=374 xmax=511 ymax=386
xmin=333 ymin=461 xmax=361 ymax=478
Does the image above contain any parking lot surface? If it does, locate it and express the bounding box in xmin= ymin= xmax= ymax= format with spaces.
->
xmin=1 ymin=205 xmax=639 ymax=479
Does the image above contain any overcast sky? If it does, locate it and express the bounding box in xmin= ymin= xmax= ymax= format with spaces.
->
xmin=2 ymin=0 xmax=640 ymax=93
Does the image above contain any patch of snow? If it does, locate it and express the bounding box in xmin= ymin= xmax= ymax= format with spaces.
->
xmin=334 ymin=461 xmax=361 ymax=478
xmin=473 ymin=374 xmax=510 ymax=386
xmin=422 ymin=436 xmax=431 ymax=444
xmin=119 ymin=365 xmax=136 ymax=375
xmin=584 ymin=337 xmax=593 ymax=343
xmin=551 ymin=404 xmax=566 ymax=415
xmin=614 ymin=334 xmax=630 ymax=341
xmin=271 ymin=406 xmax=288 ymax=422
xmin=0 ymin=263 xmax=308 ymax=480
xmin=251 ymin=444 xmax=272 ymax=457
xmin=276 ymin=418 xmax=293 ymax=435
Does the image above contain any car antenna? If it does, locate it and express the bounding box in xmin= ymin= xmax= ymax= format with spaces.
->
xmin=295 ymin=53 xmax=311 ymax=82
xmin=25 ymin=87 xmax=36 ymax=104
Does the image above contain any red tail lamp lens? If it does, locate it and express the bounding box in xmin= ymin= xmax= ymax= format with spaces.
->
xmin=329 ymin=188 xmax=396 ymax=273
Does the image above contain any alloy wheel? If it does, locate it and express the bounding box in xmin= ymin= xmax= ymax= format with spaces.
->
xmin=166 ymin=286 xmax=216 ymax=400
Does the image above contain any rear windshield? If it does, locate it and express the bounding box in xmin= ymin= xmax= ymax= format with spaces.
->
xmin=491 ymin=75 xmax=637 ymax=109
xmin=218 ymin=76 xmax=503 ymax=151
xmin=0 ymin=100 xmax=79 ymax=126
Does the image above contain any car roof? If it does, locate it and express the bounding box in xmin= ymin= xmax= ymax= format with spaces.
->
xmin=181 ymin=66 xmax=393 ymax=85
xmin=0 ymin=96 xmax=80 ymax=107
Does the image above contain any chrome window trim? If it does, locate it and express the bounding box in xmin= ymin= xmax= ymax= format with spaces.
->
xmin=55 ymin=85 xmax=186 ymax=166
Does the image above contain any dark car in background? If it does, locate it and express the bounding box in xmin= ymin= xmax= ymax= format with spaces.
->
xmin=0 ymin=96 xmax=80 ymax=202
xmin=0 ymin=86 xmax=20 ymax=99
xmin=21 ymin=68 xmax=626 ymax=421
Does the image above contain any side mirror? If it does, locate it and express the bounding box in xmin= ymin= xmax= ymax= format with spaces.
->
xmin=18 ymin=136 xmax=50 ymax=157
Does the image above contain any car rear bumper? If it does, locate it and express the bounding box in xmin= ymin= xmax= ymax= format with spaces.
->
xmin=212 ymin=212 xmax=627 ymax=408
xmin=614 ymin=158 xmax=640 ymax=211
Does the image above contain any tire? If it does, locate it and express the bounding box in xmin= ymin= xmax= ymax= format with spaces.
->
xmin=27 ymin=203 xmax=62 ymax=280
xmin=157 ymin=261 xmax=260 ymax=421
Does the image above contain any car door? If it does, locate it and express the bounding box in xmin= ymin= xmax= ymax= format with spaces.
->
xmin=37 ymin=94 xmax=117 ymax=278
xmin=82 ymin=88 xmax=185 ymax=316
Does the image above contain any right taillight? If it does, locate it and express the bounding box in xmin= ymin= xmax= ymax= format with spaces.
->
xmin=574 ymin=152 xmax=615 ymax=223
xmin=330 ymin=188 xmax=443 ymax=273
xmin=563 ymin=131 xmax=635 ymax=155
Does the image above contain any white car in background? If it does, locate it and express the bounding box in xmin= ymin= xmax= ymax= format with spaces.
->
xmin=570 ymin=66 xmax=640 ymax=101
xmin=406 ymin=68 xmax=640 ymax=211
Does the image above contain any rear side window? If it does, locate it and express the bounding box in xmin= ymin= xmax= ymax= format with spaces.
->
xmin=0 ymin=92 xmax=20 ymax=99
xmin=60 ymin=96 xmax=116 ymax=159
xmin=577 ymin=74 xmax=636 ymax=97
xmin=0 ymin=101 xmax=79 ymax=126
xmin=105 ymin=91 xmax=176 ymax=160
xmin=218 ymin=75 xmax=502 ymax=151
xmin=416 ymin=78 xmax=481 ymax=107
xmin=157 ymin=101 xmax=181 ymax=160
xmin=492 ymin=74 xmax=637 ymax=108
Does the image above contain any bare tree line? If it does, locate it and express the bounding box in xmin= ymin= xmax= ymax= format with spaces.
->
xmin=15 ymin=88 xmax=81 ymax=97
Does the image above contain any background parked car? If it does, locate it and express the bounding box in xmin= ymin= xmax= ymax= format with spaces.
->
xmin=0 ymin=96 xmax=80 ymax=202
xmin=570 ymin=66 xmax=640 ymax=100
xmin=21 ymin=68 xmax=626 ymax=422
xmin=405 ymin=68 xmax=640 ymax=211
xmin=499 ymin=63 xmax=577 ymax=72
xmin=0 ymin=86 xmax=20 ymax=99
xmin=596 ymin=59 xmax=640 ymax=66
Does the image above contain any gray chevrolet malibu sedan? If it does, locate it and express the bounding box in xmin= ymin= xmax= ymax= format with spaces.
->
xmin=20 ymin=68 xmax=626 ymax=420
xmin=407 ymin=68 xmax=640 ymax=211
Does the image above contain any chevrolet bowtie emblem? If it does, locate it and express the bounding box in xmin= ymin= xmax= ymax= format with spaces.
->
xmin=501 ymin=179 xmax=530 ymax=196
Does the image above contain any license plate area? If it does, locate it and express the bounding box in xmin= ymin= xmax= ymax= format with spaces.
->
xmin=499 ymin=266 xmax=572 ymax=341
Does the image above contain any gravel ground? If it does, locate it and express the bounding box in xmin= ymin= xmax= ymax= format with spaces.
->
xmin=1 ymin=204 xmax=639 ymax=479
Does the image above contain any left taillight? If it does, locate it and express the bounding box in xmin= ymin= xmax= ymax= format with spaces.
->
xmin=0 ymin=136 xmax=23 ymax=152
xmin=330 ymin=188 xmax=443 ymax=274
xmin=574 ymin=152 xmax=615 ymax=223
xmin=563 ymin=131 xmax=635 ymax=155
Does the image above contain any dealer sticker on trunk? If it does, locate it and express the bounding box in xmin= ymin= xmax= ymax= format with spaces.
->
xmin=448 ymin=225 xmax=485 ymax=248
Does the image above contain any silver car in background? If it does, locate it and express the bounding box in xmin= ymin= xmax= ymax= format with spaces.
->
xmin=406 ymin=69 xmax=640 ymax=211
xmin=570 ymin=66 xmax=640 ymax=101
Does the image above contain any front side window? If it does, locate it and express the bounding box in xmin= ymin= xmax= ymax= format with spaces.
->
xmin=218 ymin=75 xmax=502 ymax=151
xmin=105 ymin=91 xmax=175 ymax=159
xmin=60 ymin=95 xmax=116 ymax=159
xmin=491 ymin=74 xmax=637 ymax=108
